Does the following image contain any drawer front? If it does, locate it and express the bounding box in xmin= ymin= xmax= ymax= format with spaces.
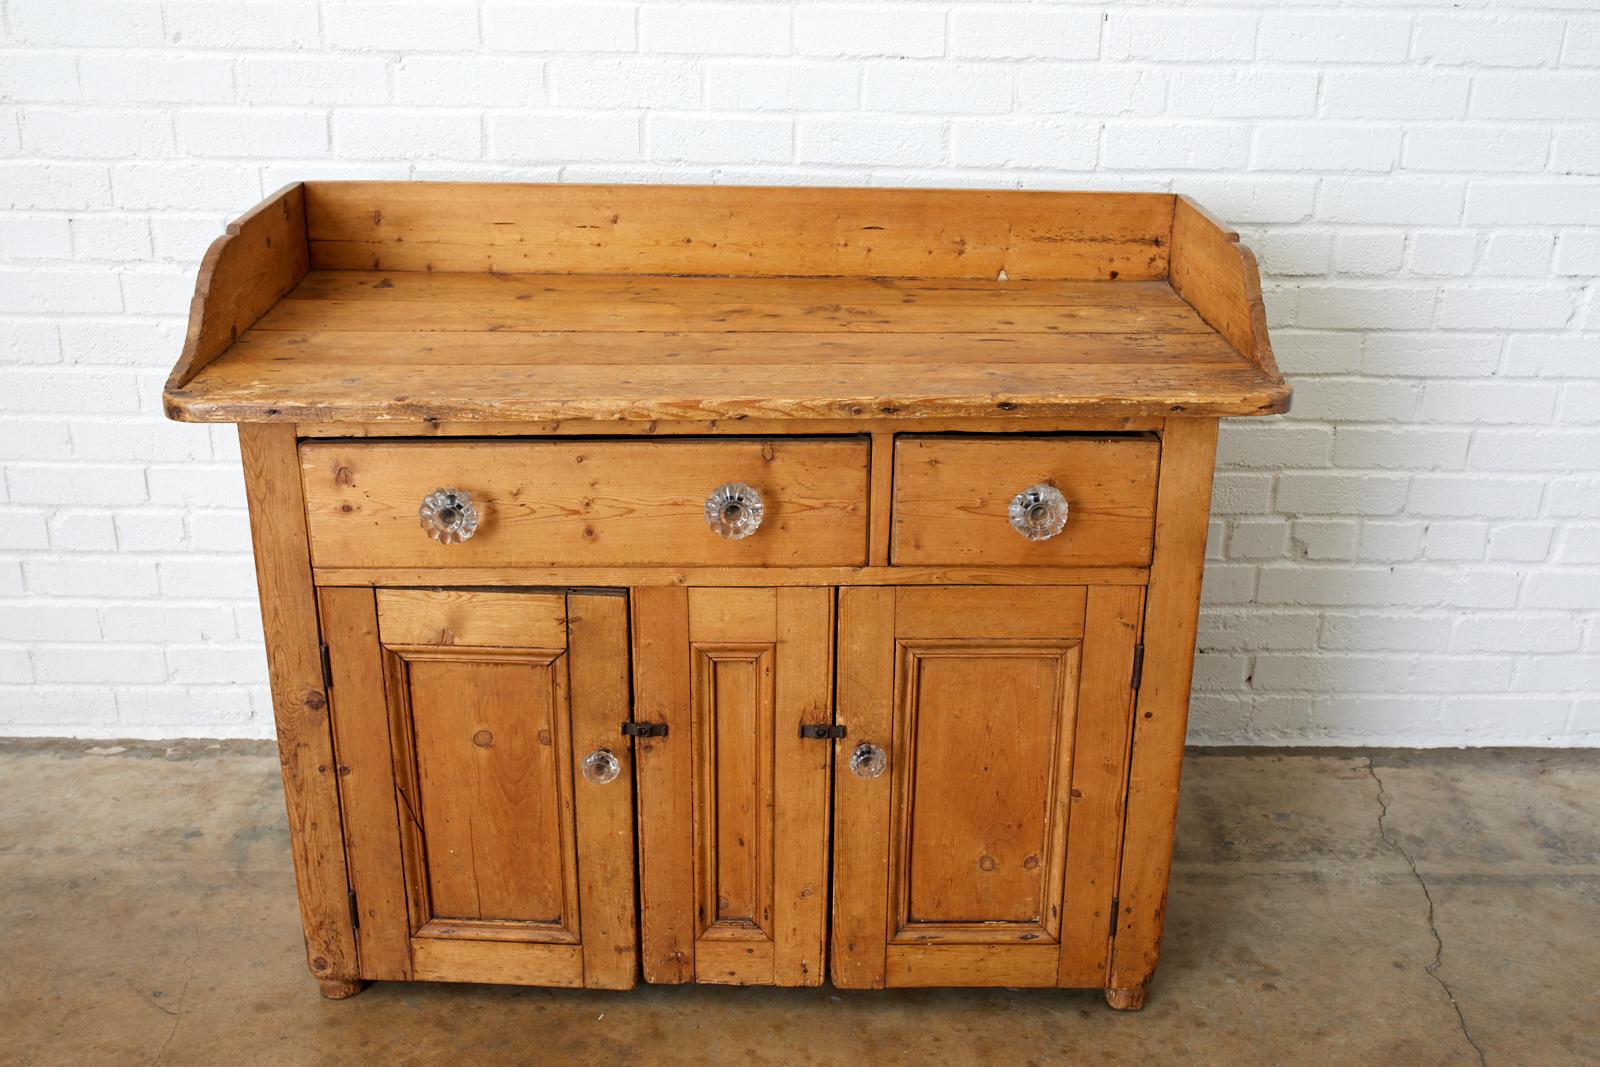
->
xmin=301 ymin=438 xmax=869 ymax=569
xmin=891 ymin=435 xmax=1160 ymax=567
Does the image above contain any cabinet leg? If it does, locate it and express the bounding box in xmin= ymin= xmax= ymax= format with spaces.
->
xmin=1104 ymin=983 xmax=1149 ymax=1011
xmin=317 ymin=977 xmax=369 ymax=1000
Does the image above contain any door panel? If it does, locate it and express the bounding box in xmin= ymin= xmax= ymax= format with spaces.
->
xmin=894 ymin=640 xmax=1080 ymax=940
xmin=633 ymin=586 xmax=833 ymax=986
xmin=832 ymin=585 xmax=1142 ymax=988
xmin=321 ymin=588 xmax=637 ymax=988
xmin=401 ymin=649 xmax=577 ymax=935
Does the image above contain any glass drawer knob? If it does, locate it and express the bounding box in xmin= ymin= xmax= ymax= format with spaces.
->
xmin=849 ymin=742 xmax=887 ymax=780
xmin=581 ymin=749 xmax=621 ymax=785
xmin=419 ymin=487 xmax=480 ymax=544
xmin=705 ymin=482 xmax=764 ymax=540
xmin=1009 ymin=484 xmax=1068 ymax=542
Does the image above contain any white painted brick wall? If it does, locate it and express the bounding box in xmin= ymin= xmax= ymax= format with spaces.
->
xmin=2 ymin=0 xmax=1597 ymax=745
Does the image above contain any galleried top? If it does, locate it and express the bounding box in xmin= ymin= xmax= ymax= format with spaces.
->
xmin=163 ymin=182 xmax=1289 ymax=426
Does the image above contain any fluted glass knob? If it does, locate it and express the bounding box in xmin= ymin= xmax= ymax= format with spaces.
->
xmin=419 ymin=487 xmax=480 ymax=544
xmin=705 ymin=482 xmax=764 ymax=540
xmin=581 ymin=749 xmax=621 ymax=785
xmin=849 ymin=742 xmax=887 ymax=780
xmin=1009 ymin=484 xmax=1068 ymax=542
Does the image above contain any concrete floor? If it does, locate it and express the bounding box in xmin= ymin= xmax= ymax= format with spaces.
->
xmin=1 ymin=743 xmax=1596 ymax=1067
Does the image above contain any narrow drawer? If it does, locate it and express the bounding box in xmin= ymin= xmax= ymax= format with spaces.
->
xmin=891 ymin=435 xmax=1160 ymax=567
xmin=301 ymin=438 xmax=869 ymax=569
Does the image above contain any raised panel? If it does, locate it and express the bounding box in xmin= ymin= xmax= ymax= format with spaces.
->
xmin=892 ymin=641 xmax=1080 ymax=942
xmin=694 ymin=643 xmax=776 ymax=940
xmin=323 ymin=587 xmax=637 ymax=988
xmin=833 ymin=585 xmax=1138 ymax=989
xmin=394 ymin=647 xmax=580 ymax=940
xmin=634 ymin=586 xmax=833 ymax=986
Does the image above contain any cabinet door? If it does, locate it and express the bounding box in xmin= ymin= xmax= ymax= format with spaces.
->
xmin=832 ymin=585 xmax=1143 ymax=989
xmin=632 ymin=587 xmax=834 ymax=986
xmin=319 ymin=588 xmax=637 ymax=989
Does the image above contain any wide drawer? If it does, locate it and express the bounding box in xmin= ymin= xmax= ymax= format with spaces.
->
xmin=300 ymin=438 xmax=870 ymax=569
xmin=891 ymin=435 xmax=1160 ymax=567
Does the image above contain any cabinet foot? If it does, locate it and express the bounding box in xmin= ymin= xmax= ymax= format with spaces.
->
xmin=317 ymin=977 xmax=369 ymax=1000
xmin=1104 ymin=984 xmax=1148 ymax=1011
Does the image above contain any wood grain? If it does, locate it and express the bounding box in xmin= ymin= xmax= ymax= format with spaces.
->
xmin=565 ymin=592 xmax=638 ymax=990
xmin=410 ymin=940 xmax=584 ymax=987
xmin=238 ymin=423 xmax=357 ymax=985
xmin=891 ymin=638 xmax=1080 ymax=940
xmin=893 ymin=586 xmax=1086 ymax=639
xmin=1170 ymin=196 xmax=1287 ymax=393
xmin=300 ymin=438 xmax=870 ymax=569
xmin=291 ymin=270 xmax=1188 ymax=305
xmin=867 ymin=432 xmax=894 ymax=567
xmin=631 ymin=586 xmax=696 ymax=983
xmin=1108 ymin=417 xmax=1219 ymax=999
xmin=318 ymin=586 xmax=412 ymax=982
xmin=404 ymin=647 xmax=576 ymax=925
xmin=1058 ymin=584 xmax=1144 ymax=989
xmin=167 ymin=185 xmax=1291 ymax=425
xmin=772 ymin=587 xmax=834 ymax=987
xmin=376 ymin=588 xmax=567 ymax=648
xmin=219 ymin=326 xmax=1237 ymax=369
xmin=175 ymin=353 xmax=1284 ymax=425
xmin=166 ymin=184 xmax=308 ymax=396
xmin=892 ymin=435 xmax=1160 ymax=568
xmin=295 ymin=416 xmax=1167 ymax=438
xmin=650 ymin=587 xmax=835 ymax=986
xmin=829 ymin=587 xmax=895 ymax=989
xmin=885 ymin=944 xmax=1062 ymax=987
xmin=876 ymin=587 xmax=1086 ymax=986
xmin=302 ymin=182 xmax=1174 ymax=280
xmin=254 ymin=290 xmax=1214 ymax=337
xmin=314 ymin=564 xmax=1150 ymax=588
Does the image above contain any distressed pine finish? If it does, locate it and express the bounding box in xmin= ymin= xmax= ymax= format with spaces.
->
xmin=168 ymin=183 xmax=1287 ymax=1008
xmin=891 ymin=435 xmax=1161 ymax=567
xmin=300 ymin=438 xmax=870 ymax=569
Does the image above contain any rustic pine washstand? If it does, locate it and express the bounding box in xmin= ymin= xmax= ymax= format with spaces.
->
xmin=164 ymin=182 xmax=1288 ymax=1009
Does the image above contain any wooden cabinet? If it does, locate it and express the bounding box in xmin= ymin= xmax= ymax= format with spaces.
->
xmin=632 ymin=587 xmax=835 ymax=986
xmin=832 ymin=586 xmax=1142 ymax=990
xmin=317 ymin=580 xmax=1141 ymax=994
xmin=318 ymin=588 xmax=637 ymax=989
xmin=166 ymin=183 xmax=1288 ymax=1008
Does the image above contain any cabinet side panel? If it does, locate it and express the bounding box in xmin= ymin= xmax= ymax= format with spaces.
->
xmin=239 ymin=423 xmax=357 ymax=983
xmin=631 ymin=586 xmax=696 ymax=983
xmin=1108 ymin=418 xmax=1218 ymax=998
xmin=320 ymin=586 xmax=413 ymax=981
xmin=568 ymin=592 xmax=640 ymax=990
xmin=830 ymin=587 xmax=895 ymax=989
xmin=1058 ymin=584 xmax=1144 ymax=989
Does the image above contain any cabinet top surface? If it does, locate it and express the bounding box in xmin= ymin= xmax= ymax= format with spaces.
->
xmin=163 ymin=182 xmax=1289 ymax=426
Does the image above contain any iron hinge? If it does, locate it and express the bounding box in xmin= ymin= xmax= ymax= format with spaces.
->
xmin=799 ymin=724 xmax=846 ymax=740
xmin=1130 ymin=644 xmax=1145 ymax=692
xmin=621 ymin=721 xmax=668 ymax=739
xmin=1109 ymin=896 xmax=1120 ymax=940
xmin=348 ymin=889 xmax=360 ymax=931
xmin=319 ymin=642 xmax=333 ymax=691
